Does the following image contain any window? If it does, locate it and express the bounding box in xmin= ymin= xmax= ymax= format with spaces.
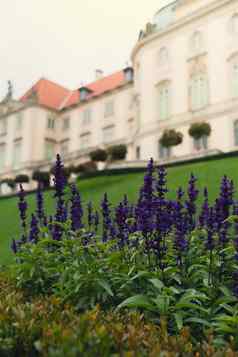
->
xmin=62 ymin=117 xmax=70 ymax=130
xmin=12 ymin=141 xmax=22 ymax=169
xmin=0 ymin=118 xmax=7 ymax=135
xmin=44 ymin=141 xmax=55 ymax=160
xmin=103 ymin=126 xmax=115 ymax=143
xmin=190 ymin=74 xmax=208 ymax=111
xmin=47 ymin=117 xmax=55 ymax=130
xmin=80 ymin=133 xmax=91 ymax=150
xmin=158 ymin=47 xmax=168 ymax=67
xmin=234 ymin=121 xmax=238 ymax=146
xmin=82 ymin=108 xmax=92 ymax=126
xmin=193 ymin=135 xmax=208 ymax=151
xmin=61 ymin=140 xmax=69 ymax=156
xmin=231 ymin=14 xmax=238 ymax=35
xmin=159 ymin=142 xmax=171 ymax=159
xmin=15 ymin=112 xmax=23 ymax=131
xmin=158 ymin=82 xmax=170 ymax=120
xmin=232 ymin=62 xmax=238 ymax=97
xmin=0 ymin=145 xmax=6 ymax=171
xmin=104 ymin=101 xmax=114 ymax=118
xmin=136 ymin=146 xmax=141 ymax=160
xmin=190 ymin=31 xmax=204 ymax=55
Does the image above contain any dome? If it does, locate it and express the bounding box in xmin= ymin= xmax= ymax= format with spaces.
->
xmin=153 ymin=1 xmax=178 ymax=31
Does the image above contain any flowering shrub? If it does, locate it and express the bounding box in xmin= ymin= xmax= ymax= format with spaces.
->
xmin=10 ymin=154 xmax=238 ymax=346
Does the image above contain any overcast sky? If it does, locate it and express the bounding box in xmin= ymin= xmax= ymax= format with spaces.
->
xmin=0 ymin=0 xmax=171 ymax=99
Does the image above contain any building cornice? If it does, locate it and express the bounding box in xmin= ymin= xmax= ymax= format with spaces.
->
xmin=135 ymin=97 xmax=238 ymax=141
xmin=131 ymin=0 xmax=233 ymax=63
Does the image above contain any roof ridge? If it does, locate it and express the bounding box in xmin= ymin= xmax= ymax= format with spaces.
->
xmin=85 ymin=69 xmax=123 ymax=88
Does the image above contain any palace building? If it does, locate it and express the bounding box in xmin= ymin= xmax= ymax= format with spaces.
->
xmin=0 ymin=0 xmax=238 ymax=193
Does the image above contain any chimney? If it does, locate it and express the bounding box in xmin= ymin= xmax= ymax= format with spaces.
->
xmin=95 ymin=69 xmax=104 ymax=80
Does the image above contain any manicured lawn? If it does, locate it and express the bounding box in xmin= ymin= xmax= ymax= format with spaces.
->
xmin=1 ymin=155 xmax=238 ymax=265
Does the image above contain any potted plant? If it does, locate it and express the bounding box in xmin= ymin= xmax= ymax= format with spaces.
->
xmin=188 ymin=122 xmax=211 ymax=139
xmin=107 ymin=145 xmax=127 ymax=161
xmin=159 ymin=129 xmax=183 ymax=148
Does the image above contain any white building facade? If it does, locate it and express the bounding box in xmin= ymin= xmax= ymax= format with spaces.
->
xmin=0 ymin=0 xmax=238 ymax=192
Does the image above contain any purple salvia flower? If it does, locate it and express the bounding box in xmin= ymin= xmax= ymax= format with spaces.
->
xmin=156 ymin=166 xmax=168 ymax=200
xmin=101 ymin=193 xmax=112 ymax=242
xmin=70 ymin=184 xmax=83 ymax=231
xmin=94 ymin=211 xmax=99 ymax=232
xmin=18 ymin=184 xmax=28 ymax=241
xmin=199 ymin=188 xmax=209 ymax=228
xmin=11 ymin=239 xmax=18 ymax=254
xmin=36 ymin=183 xmax=44 ymax=222
xmin=87 ymin=202 xmax=93 ymax=229
xmin=185 ymin=174 xmax=199 ymax=230
xmin=28 ymin=214 xmax=39 ymax=243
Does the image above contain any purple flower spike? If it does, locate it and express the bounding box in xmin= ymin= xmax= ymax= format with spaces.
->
xmin=70 ymin=184 xmax=83 ymax=231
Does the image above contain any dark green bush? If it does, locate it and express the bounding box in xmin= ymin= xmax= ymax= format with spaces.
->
xmin=107 ymin=145 xmax=127 ymax=161
xmin=32 ymin=171 xmax=50 ymax=187
xmin=0 ymin=178 xmax=16 ymax=189
xmin=189 ymin=122 xmax=211 ymax=139
xmin=90 ymin=149 xmax=108 ymax=162
xmin=15 ymin=174 xmax=30 ymax=184
xmin=160 ymin=129 xmax=183 ymax=148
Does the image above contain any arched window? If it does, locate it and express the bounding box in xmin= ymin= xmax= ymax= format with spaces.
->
xmin=234 ymin=120 xmax=238 ymax=146
xmin=158 ymin=81 xmax=171 ymax=120
xmin=158 ymin=47 xmax=168 ymax=67
xmin=230 ymin=14 xmax=238 ymax=35
xmin=190 ymin=74 xmax=208 ymax=111
xmin=159 ymin=141 xmax=171 ymax=159
xmin=190 ymin=31 xmax=204 ymax=55
xmin=232 ymin=62 xmax=238 ymax=97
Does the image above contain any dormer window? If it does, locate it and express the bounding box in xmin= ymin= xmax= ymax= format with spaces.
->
xmin=79 ymin=87 xmax=93 ymax=101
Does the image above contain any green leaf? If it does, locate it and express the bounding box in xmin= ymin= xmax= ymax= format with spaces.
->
xmin=185 ymin=317 xmax=211 ymax=327
xmin=117 ymin=295 xmax=154 ymax=311
xmin=98 ymin=280 xmax=114 ymax=297
xmin=149 ymin=278 xmax=164 ymax=291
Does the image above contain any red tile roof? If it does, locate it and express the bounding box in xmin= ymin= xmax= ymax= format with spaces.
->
xmin=61 ymin=70 xmax=126 ymax=109
xmin=20 ymin=78 xmax=71 ymax=111
xmin=20 ymin=70 xmax=128 ymax=111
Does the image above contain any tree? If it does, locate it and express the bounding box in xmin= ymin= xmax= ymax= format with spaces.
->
xmin=107 ymin=145 xmax=127 ymax=161
xmin=160 ymin=129 xmax=183 ymax=148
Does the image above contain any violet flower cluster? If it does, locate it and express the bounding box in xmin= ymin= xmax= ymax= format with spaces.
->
xmin=11 ymin=154 xmax=238 ymax=296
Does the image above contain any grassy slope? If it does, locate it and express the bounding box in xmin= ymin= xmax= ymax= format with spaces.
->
xmin=1 ymin=155 xmax=238 ymax=265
